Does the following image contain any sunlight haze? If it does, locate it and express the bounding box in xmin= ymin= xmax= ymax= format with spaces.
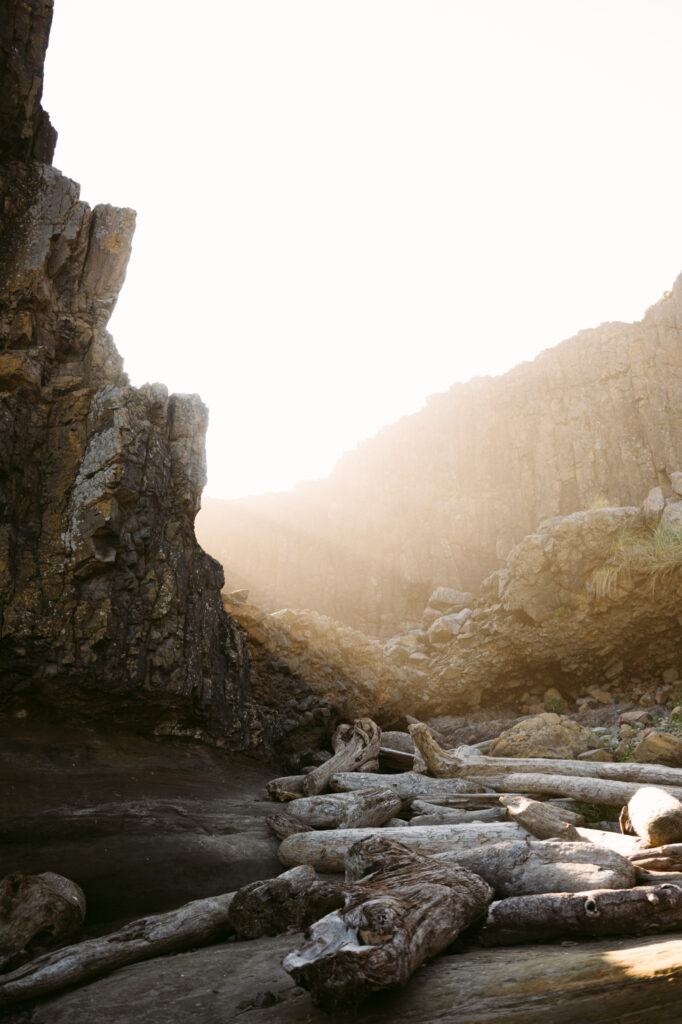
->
xmin=42 ymin=0 xmax=682 ymax=498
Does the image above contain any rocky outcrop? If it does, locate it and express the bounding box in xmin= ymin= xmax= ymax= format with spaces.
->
xmin=199 ymin=276 xmax=682 ymax=636
xmin=0 ymin=0 xmax=274 ymax=752
xmin=227 ymin=485 xmax=682 ymax=725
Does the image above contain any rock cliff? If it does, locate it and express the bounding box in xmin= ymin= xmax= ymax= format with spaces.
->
xmin=0 ymin=0 xmax=277 ymax=753
xmin=199 ymin=276 xmax=682 ymax=636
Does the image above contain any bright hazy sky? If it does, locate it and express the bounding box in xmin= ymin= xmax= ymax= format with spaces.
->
xmin=43 ymin=1 xmax=682 ymax=500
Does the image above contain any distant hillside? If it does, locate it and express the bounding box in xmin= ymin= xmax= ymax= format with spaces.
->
xmin=198 ymin=275 xmax=682 ymax=635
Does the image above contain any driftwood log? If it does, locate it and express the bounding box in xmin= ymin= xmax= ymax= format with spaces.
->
xmin=266 ymin=774 xmax=307 ymax=801
xmin=630 ymin=843 xmax=682 ymax=871
xmin=281 ymin=788 xmax=402 ymax=830
xmin=627 ymin=787 xmax=682 ymax=846
xmin=0 ymin=873 xmax=86 ymax=971
xmin=486 ymin=772 xmax=676 ymax=807
xmin=331 ymin=772 xmax=495 ymax=801
xmin=479 ymin=884 xmax=682 ymax=947
xmin=283 ymin=835 xmax=493 ymax=1010
xmin=379 ymin=747 xmax=415 ymax=771
xmin=408 ymin=724 xmax=682 ymax=790
xmin=278 ymin=821 xmax=528 ymax=872
xmin=0 ymin=890 xmax=238 ymax=1007
xmin=227 ymin=866 xmax=345 ymax=938
xmin=429 ymin=839 xmax=636 ymax=896
xmin=500 ymin=795 xmax=582 ymax=841
xmin=410 ymin=805 xmax=507 ymax=826
xmin=302 ymin=720 xmax=382 ymax=796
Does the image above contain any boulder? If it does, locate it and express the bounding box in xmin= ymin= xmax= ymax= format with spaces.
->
xmin=644 ymin=486 xmax=666 ymax=521
xmin=633 ymin=731 xmax=682 ymax=767
xmin=427 ymin=610 xmax=472 ymax=646
xmin=427 ymin=588 xmax=475 ymax=613
xmin=661 ymin=502 xmax=682 ymax=527
xmin=489 ymin=714 xmax=592 ymax=760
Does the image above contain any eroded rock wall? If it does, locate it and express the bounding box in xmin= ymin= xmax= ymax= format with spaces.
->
xmin=0 ymin=0 xmax=272 ymax=752
xmin=199 ymin=277 xmax=682 ymax=636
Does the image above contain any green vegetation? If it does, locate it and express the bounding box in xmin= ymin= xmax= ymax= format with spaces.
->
xmin=615 ymin=739 xmax=636 ymax=762
xmin=573 ymin=801 xmax=620 ymax=823
xmin=591 ymin=521 xmax=682 ymax=598
xmin=553 ymin=605 xmax=573 ymax=617
xmin=544 ymin=696 xmax=568 ymax=714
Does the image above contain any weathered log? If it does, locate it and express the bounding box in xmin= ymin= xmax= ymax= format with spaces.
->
xmin=381 ymin=731 xmax=415 ymax=753
xmin=283 ymin=835 xmax=493 ymax=1010
xmin=409 ymin=805 xmax=507 ymax=826
xmin=627 ymin=787 xmax=682 ymax=847
xmin=636 ymin=868 xmax=682 ymax=885
xmin=408 ymin=724 xmax=682 ymax=790
xmin=630 ymin=843 xmax=682 ymax=872
xmin=479 ymin=884 xmax=682 ymax=947
xmin=429 ymin=839 xmax=636 ymax=896
xmin=331 ymin=772 xmax=496 ymax=802
xmin=265 ymin=813 xmax=315 ymax=840
xmin=487 ymin=772 xmax=679 ymax=807
xmin=500 ymin=795 xmax=582 ymax=841
xmin=0 ymin=873 xmax=86 ymax=972
xmin=575 ymin=826 xmax=643 ymax=857
xmin=283 ymin=788 xmax=402 ymax=830
xmin=411 ymin=793 xmax=517 ymax=810
xmin=266 ymin=775 xmax=306 ymax=802
xmin=302 ymin=719 xmax=382 ymax=797
xmin=227 ymin=866 xmax=345 ymax=938
xmin=0 ymin=890 xmax=237 ymax=1007
xmin=279 ymin=822 xmax=528 ymax=873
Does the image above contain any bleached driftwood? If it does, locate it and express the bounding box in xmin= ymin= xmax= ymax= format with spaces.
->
xmin=627 ymin=787 xmax=682 ymax=847
xmin=575 ymin=826 xmax=643 ymax=857
xmin=430 ymin=839 xmax=636 ymax=896
xmin=330 ymin=772 xmax=496 ymax=802
xmin=227 ymin=866 xmax=344 ymax=938
xmin=283 ymin=788 xmax=402 ymax=830
xmin=302 ymin=719 xmax=382 ymax=796
xmin=278 ymin=821 xmax=528 ymax=872
xmin=0 ymin=872 xmax=86 ymax=971
xmin=479 ymin=884 xmax=682 ymax=947
xmin=630 ymin=843 xmax=682 ymax=872
xmin=636 ymin=869 xmax=682 ymax=885
xmin=500 ymin=795 xmax=582 ymax=841
xmin=409 ymin=805 xmax=507 ymax=826
xmin=283 ymin=835 xmax=493 ymax=1010
xmin=487 ymin=772 xmax=677 ymax=807
xmin=408 ymin=724 xmax=682 ymax=790
xmin=0 ymin=890 xmax=238 ymax=1007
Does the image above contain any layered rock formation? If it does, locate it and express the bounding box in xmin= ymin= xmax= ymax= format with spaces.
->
xmin=199 ymin=277 xmax=682 ymax=635
xmin=0 ymin=0 xmax=284 ymax=753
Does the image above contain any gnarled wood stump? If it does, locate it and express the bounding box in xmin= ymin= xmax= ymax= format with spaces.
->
xmin=0 ymin=872 xmax=86 ymax=971
xmin=283 ymin=835 xmax=492 ymax=1010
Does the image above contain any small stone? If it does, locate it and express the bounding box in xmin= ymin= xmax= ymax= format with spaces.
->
xmin=578 ymin=748 xmax=615 ymax=762
xmin=619 ymin=723 xmax=636 ymax=738
xmin=643 ymin=486 xmax=665 ymax=519
xmin=619 ymin=709 xmax=652 ymax=725
xmin=662 ymin=668 xmax=680 ymax=684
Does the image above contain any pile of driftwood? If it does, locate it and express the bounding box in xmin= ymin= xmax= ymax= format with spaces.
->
xmin=263 ymin=717 xmax=682 ymax=1008
xmin=5 ymin=717 xmax=682 ymax=1012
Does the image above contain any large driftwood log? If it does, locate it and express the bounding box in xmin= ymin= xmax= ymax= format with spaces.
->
xmin=283 ymin=835 xmax=493 ymax=1010
xmin=409 ymin=724 xmax=682 ymax=790
xmin=283 ymin=788 xmax=402 ymax=830
xmin=500 ymin=795 xmax=582 ymax=841
xmin=331 ymin=772 xmax=496 ymax=801
xmin=487 ymin=772 xmax=676 ymax=807
xmin=0 ymin=873 xmax=86 ymax=971
xmin=302 ymin=719 xmax=382 ymax=796
xmin=0 ymin=890 xmax=237 ymax=1007
xmin=630 ymin=843 xmax=682 ymax=871
xmin=627 ymin=787 xmax=682 ymax=847
xmin=279 ymin=822 xmax=528 ymax=872
xmin=479 ymin=884 xmax=682 ymax=947
xmin=227 ymin=866 xmax=345 ymax=938
xmin=427 ymin=839 xmax=636 ymax=896
xmin=410 ymin=805 xmax=507 ymax=825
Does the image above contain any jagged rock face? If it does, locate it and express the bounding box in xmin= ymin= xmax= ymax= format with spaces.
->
xmin=199 ymin=276 xmax=682 ymax=636
xmin=0 ymin=0 xmax=266 ymax=752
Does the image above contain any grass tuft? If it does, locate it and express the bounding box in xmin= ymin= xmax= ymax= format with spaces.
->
xmin=591 ymin=522 xmax=682 ymax=598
